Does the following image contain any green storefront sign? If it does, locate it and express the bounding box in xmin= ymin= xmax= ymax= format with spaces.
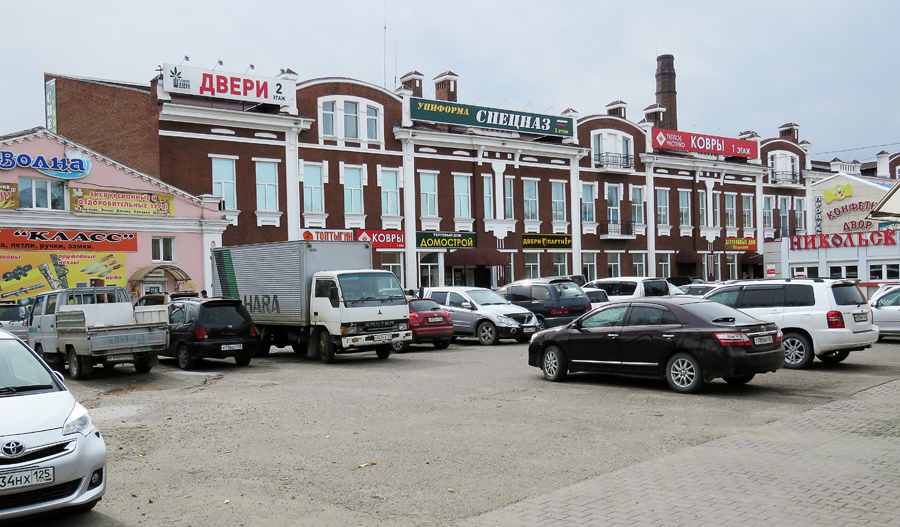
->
xmin=410 ymin=97 xmax=573 ymax=137
xmin=522 ymin=234 xmax=572 ymax=249
xmin=416 ymin=231 xmax=477 ymax=248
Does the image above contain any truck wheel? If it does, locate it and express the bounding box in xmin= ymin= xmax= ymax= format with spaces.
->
xmin=376 ymin=345 xmax=391 ymax=359
xmin=68 ymin=349 xmax=92 ymax=380
xmin=134 ymin=359 xmax=152 ymax=373
xmin=318 ymin=331 xmax=335 ymax=364
xmin=37 ymin=345 xmax=64 ymax=372
xmin=177 ymin=344 xmax=196 ymax=371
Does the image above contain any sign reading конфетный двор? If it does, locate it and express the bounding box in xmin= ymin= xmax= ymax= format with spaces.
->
xmin=410 ymin=98 xmax=573 ymax=137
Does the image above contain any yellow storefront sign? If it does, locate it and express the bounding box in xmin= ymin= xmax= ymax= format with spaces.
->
xmin=70 ymin=187 xmax=174 ymax=216
xmin=0 ymin=252 xmax=126 ymax=300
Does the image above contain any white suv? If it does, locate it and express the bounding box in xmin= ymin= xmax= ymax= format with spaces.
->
xmin=704 ymin=279 xmax=878 ymax=368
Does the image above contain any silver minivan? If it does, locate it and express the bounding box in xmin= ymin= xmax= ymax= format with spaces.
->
xmin=423 ymin=287 xmax=540 ymax=345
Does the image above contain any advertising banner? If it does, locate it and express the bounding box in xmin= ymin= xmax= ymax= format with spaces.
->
xmin=356 ymin=230 xmax=405 ymax=248
xmin=162 ymin=63 xmax=296 ymax=109
xmin=0 ymin=229 xmax=138 ymax=252
xmin=70 ymin=188 xmax=174 ymax=216
xmin=725 ymin=238 xmax=757 ymax=251
xmin=652 ymin=128 xmax=758 ymax=158
xmin=0 ymin=183 xmax=17 ymax=209
xmin=522 ymin=233 xmax=572 ymax=249
xmin=0 ymin=252 xmax=126 ymax=299
xmin=410 ymin=97 xmax=573 ymax=138
xmin=300 ymin=228 xmax=355 ymax=242
xmin=416 ymin=231 xmax=477 ymax=248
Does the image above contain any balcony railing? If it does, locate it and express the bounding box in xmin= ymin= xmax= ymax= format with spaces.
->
xmin=771 ymin=171 xmax=800 ymax=184
xmin=594 ymin=152 xmax=634 ymax=169
xmin=599 ymin=221 xmax=635 ymax=236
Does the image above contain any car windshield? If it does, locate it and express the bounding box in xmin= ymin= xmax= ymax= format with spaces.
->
xmin=339 ymin=272 xmax=406 ymax=306
xmin=0 ymin=339 xmax=58 ymax=396
xmin=409 ymin=299 xmax=441 ymax=312
xmin=468 ymin=289 xmax=509 ymax=305
xmin=552 ymin=282 xmax=586 ymax=299
xmin=0 ymin=305 xmax=26 ymax=321
xmin=594 ymin=281 xmax=637 ymax=296
xmin=832 ymin=283 xmax=867 ymax=306
xmin=683 ymin=301 xmax=760 ymax=325
xmin=197 ymin=303 xmax=253 ymax=328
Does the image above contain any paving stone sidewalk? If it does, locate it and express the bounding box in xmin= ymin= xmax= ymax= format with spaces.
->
xmin=453 ymin=380 xmax=900 ymax=527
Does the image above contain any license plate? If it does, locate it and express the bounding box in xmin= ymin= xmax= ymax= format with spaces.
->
xmin=0 ymin=467 xmax=54 ymax=490
xmin=524 ymin=327 xmax=536 ymax=333
xmin=373 ymin=334 xmax=391 ymax=342
xmin=427 ymin=317 xmax=443 ymax=323
xmin=854 ymin=313 xmax=868 ymax=323
xmin=754 ymin=335 xmax=773 ymax=345
xmin=108 ymin=353 xmax=133 ymax=362
xmin=221 ymin=344 xmax=243 ymax=351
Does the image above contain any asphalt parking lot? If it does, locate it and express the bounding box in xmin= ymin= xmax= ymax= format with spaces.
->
xmin=33 ymin=338 xmax=900 ymax=527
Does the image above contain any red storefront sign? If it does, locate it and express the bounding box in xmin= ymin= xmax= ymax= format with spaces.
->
xmin=652 ymin=128 xmax=758 ymax=158
xmin=356 ymin=230 xmax=405 ymax=248
xmin=0 ymin=229 xmax=138 ymax=252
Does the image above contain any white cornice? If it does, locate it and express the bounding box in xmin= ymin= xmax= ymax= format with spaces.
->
xmin=159 ymin=104 xmax=312 ymax=132
xmin=394 ymin=128 xmax=588 ymax=160
xmin=0 ymin=210 xmax=231 ymax=234
xmin=640 ymin=153 xmax=767 ymax=178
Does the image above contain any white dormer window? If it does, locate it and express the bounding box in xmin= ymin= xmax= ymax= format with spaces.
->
xmin=592 ymin=130 xmax=634 ymax=169
xmin=318 ymin=96 xmax=384 ymax=147
xmin=768 ymin=151 xmax=800 ymax=184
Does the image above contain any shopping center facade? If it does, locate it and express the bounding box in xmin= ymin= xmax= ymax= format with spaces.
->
xmin=33 ymin=55 xmax=900 ymax=292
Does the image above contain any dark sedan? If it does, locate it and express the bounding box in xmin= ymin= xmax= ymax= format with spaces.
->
xmin=527 ymin=297 xmax=783 ymax=393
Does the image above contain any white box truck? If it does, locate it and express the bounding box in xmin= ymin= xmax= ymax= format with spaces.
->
xmin=211 ymin=240 xmax=411 ymax=363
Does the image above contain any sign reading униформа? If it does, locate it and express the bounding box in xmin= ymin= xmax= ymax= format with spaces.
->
xmin=162 ymin=63 xmax=296 ymax=109
xmin=410 ymin=98 xmax=573 ymax=137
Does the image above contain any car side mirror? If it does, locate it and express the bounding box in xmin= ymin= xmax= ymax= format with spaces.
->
xmin=53 ymin=371 xmax=65 ymax=385
xmin=461 ymin=301 xmax=473 ymax=309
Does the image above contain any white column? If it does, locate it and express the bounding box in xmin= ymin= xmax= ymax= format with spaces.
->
xmin=285 ymin=126 xmax=301 ymax=240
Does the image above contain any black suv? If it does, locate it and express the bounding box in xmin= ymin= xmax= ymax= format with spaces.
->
xmin=165 ymin=298 xmax=257 ymax=370
xmin=496 ymin=278 xmax=592 ymax=329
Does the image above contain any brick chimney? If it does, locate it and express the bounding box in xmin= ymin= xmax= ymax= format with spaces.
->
xmin=434 ymin=71 xmax=458 ymax=102
xmin=400 ymin=71 xmax=423 ymax=97
xmin=606 ymin=100 xmax=627 ymax=119
xmin=778 ymin=122 xmax=800 ymax=142
xmin=655 ymin=54 xmax=677 ymax=131
xmin=643 ymin=103 xmax=665 ymax=127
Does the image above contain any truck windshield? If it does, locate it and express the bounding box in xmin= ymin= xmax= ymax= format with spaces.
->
xmin=338 ymin=273 xmax=406 ymax=306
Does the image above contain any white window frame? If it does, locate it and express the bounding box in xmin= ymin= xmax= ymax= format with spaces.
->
xmin=254 ymin=159 xmax=279 ymax=212
xmin=342 ymin=164 xmax=365 ymax=215
xmin=483 ymin=174 xmax=494 ymax=220
xmin=742 ymin=194 xmax=754 ymax=228
xmin=523 ymin=179 xmax=539 ymax=220
xmin=630 ymin=185 xmax=644 ymax=224
xmin=724 ymin=193 xmax=737 ymax=228
xmin=794 ymin=197 xmax=806 ymax=231
xmin=607 ymin=253 xmax=621 ymax=278
xmin=658 ymin=253 xmax=671 ymax=278
xmin=380 ymin=250 xmax=403 ymax=283
xmin=679 ymin=190 xmax=691 ymax=225
xmin=581 ymin=182 xmax=596 ymax=223
xmin=551 ymin=181 xmax=566 ymax=221
xmin=454 ymin=174 xmax=472 ymax=219
xmin=210 ymin=154 xmax=238 ymax=211
xmin=582 ymin=252 xmax=597 ymax=282
xmin=552 ymin=252 xmax=567 ymax=276
xmin=317 ymin=96 xmax=384 ymax=147
xmin=592 ymin=129 xmax=635 ymax=169
xmin=18 ymin=177 xmax=66 ymax=210
xmin=764 ymin=196 xmax=775 ymax=229
xmin=504 ymin=176 xmax=515 ymax=219
xmin=711 ymin=191 xmax=721 ymax=228
xmin=524 ymin=252 xmax=540 ymax=279
xmin=727 ymin=254 xmax=738 ymax=280
xmin=151 ymin=236 xmax=175 ymax=263
xmin=606 ymin=182 xmax=623 ymax=224
xmin=379 ymin=167 xmax=401 ymax=216
xmin=632 ymin=253 xmax=646 ymax=277
xmin=779 ymin=196 xmax=791 ymax=233
xmin=698 ymin=190 xmax=707 ymax=227
xmin=420 ymin=171 xmax=439 ymax=218
xmin=656 ymin=188 xmax=669 ymax=225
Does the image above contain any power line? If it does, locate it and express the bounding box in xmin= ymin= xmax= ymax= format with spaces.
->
xmin=814 ymin=141 xmax=900 ymax=156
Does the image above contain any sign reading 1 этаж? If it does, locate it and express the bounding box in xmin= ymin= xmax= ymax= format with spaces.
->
xmin=410 ymin=98 xmax=573 ymax=137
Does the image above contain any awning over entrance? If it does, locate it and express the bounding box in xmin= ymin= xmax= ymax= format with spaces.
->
xmin=443 ymin=247 xmax=509 ymax=267
xmin=869 ymin=180 xmax=900 ymax=221
xmin=674 ymin=249 xmax=702 ymax=264
xmin=127 ymin=264 xmax=192 ymax=282
xmin=741 ymin=250 xmax=764 ymax=263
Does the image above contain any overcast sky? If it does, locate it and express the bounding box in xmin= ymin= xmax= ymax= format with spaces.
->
xmin=4 ymin=1 xmax=898 ymax=163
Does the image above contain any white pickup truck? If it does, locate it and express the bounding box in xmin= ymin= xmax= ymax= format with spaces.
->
xmin=27 ymin=286 xmax=169 ymax=379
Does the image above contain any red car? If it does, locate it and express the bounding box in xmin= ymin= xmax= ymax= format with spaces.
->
xmin=393 ymin=298 xmax=454 ymax=352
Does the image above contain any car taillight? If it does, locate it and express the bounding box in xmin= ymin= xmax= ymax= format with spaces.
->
xmin=715 ymin=333 xmax=752 ymax=346
xmin=776 ymin=328 xmax=783 ymax=342
xmin=250 ymin=325 xmax=258 ymax=337
xmin=550 ymin=307 xmax=570 ymax=316
xmin=409 ymin=312 xmax=419 ymax=321
xmin=195 ymin=327 xmax=209 ymax=339
xmin=826 ymin=311 xmax=845 ymax=329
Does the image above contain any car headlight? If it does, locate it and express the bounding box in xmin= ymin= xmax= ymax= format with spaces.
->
xmin=495 ymin=315 xmax=515 ymax=326
xmin=398 ymin=322 xmax=408 ymax=330
xmin=63 ymin=403 xmax=95 ymax=437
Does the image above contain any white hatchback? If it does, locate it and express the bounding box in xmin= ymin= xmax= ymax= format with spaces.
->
xmin=0 ymin=331 xmax=107 ymax=522
xmin=705 ymin=279 xmax=878 ymax=368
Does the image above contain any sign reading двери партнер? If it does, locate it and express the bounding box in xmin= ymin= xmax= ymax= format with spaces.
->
xmin=410 ymin=98 xmax=573 ymax=137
